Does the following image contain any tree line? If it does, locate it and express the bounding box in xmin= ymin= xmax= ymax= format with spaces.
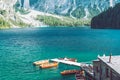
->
xmin=91 ymin=3 xmax=120 ymax=29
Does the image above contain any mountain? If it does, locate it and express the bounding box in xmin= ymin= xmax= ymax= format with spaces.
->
xmin=91 ymin=3 xmax=120 ymax=29
xmin=0 ymin=0 xmax=120 ymax=29
xmin=0 ymin=0 xmax=18 ymax=29
xmin=0 ymin=0 xmax=46 ymax=29
xmin=20 ymin=0 xmax=120 ymax=19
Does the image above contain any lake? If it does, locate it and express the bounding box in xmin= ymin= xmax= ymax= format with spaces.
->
xmin=0 ymin=27 xmax=120 ymax=80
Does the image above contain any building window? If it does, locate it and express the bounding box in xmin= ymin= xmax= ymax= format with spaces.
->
xmin=100 ymin=67 xmax=102 ymax=75
xmin=96 ymin=66 xmax=99 ymax=72
xmin=106 ymin=68 xmax=109 ymax=78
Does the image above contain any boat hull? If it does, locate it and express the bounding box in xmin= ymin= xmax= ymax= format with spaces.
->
xmin=33 ymin=60 xmax=49 ymax=66
xmin=40 ymin=62 xmax=58 ymax=69
xmin=61 ymin=70 xmax=78 ymax=75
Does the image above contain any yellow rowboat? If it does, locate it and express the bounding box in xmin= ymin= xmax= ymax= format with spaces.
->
xmin=40 ymin=62 xmax=58 ymax=69
xmin=33 ymin=60 xmax=49 ymax=66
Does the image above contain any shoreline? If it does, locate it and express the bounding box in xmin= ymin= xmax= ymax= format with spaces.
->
xmin=0 ymin=26 xmax=90 ymax=30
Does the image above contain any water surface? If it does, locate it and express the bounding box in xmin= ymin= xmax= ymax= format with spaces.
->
xmin=0 ymin=27 xmax=120 ymax=80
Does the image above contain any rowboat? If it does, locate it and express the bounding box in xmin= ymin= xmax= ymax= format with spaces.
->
xmin=61 ymin=70 xmax=78 ymax=75
xmin=33 ymin=60 xmax=49 ymax=65
xmin=40 ymin=62 xmax=58 ymax=69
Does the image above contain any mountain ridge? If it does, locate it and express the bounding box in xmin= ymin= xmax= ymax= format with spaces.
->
xmin=0 ymin=0 xmax=120 ymax=29
xmin=26 ymin=0 xmax=119 ymax=18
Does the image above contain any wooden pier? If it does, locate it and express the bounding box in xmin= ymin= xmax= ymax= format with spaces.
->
xmin=50 ymin=58 xmax=89 ymax=67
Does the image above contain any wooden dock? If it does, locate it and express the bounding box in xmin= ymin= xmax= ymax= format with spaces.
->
xmin=50 ymin=58 xmax=89 ymax=67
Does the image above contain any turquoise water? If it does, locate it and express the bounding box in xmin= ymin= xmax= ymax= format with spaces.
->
xmin=0 ymin=27 xmax=120 ymax=80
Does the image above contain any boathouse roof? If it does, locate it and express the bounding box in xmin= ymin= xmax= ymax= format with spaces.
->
xmin=98 ymin=56 xmax=120 ymax=75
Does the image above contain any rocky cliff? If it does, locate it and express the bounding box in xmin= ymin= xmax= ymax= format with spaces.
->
xmin=0 ymin=0 xmax=45 ymax=28
xmin=19 ymin=0 xmax=120 ymax=19
xmin=0 ymin=0 xmax=18 ymax=28
xmin=0 ymin=0 xmax=17 ymax=14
